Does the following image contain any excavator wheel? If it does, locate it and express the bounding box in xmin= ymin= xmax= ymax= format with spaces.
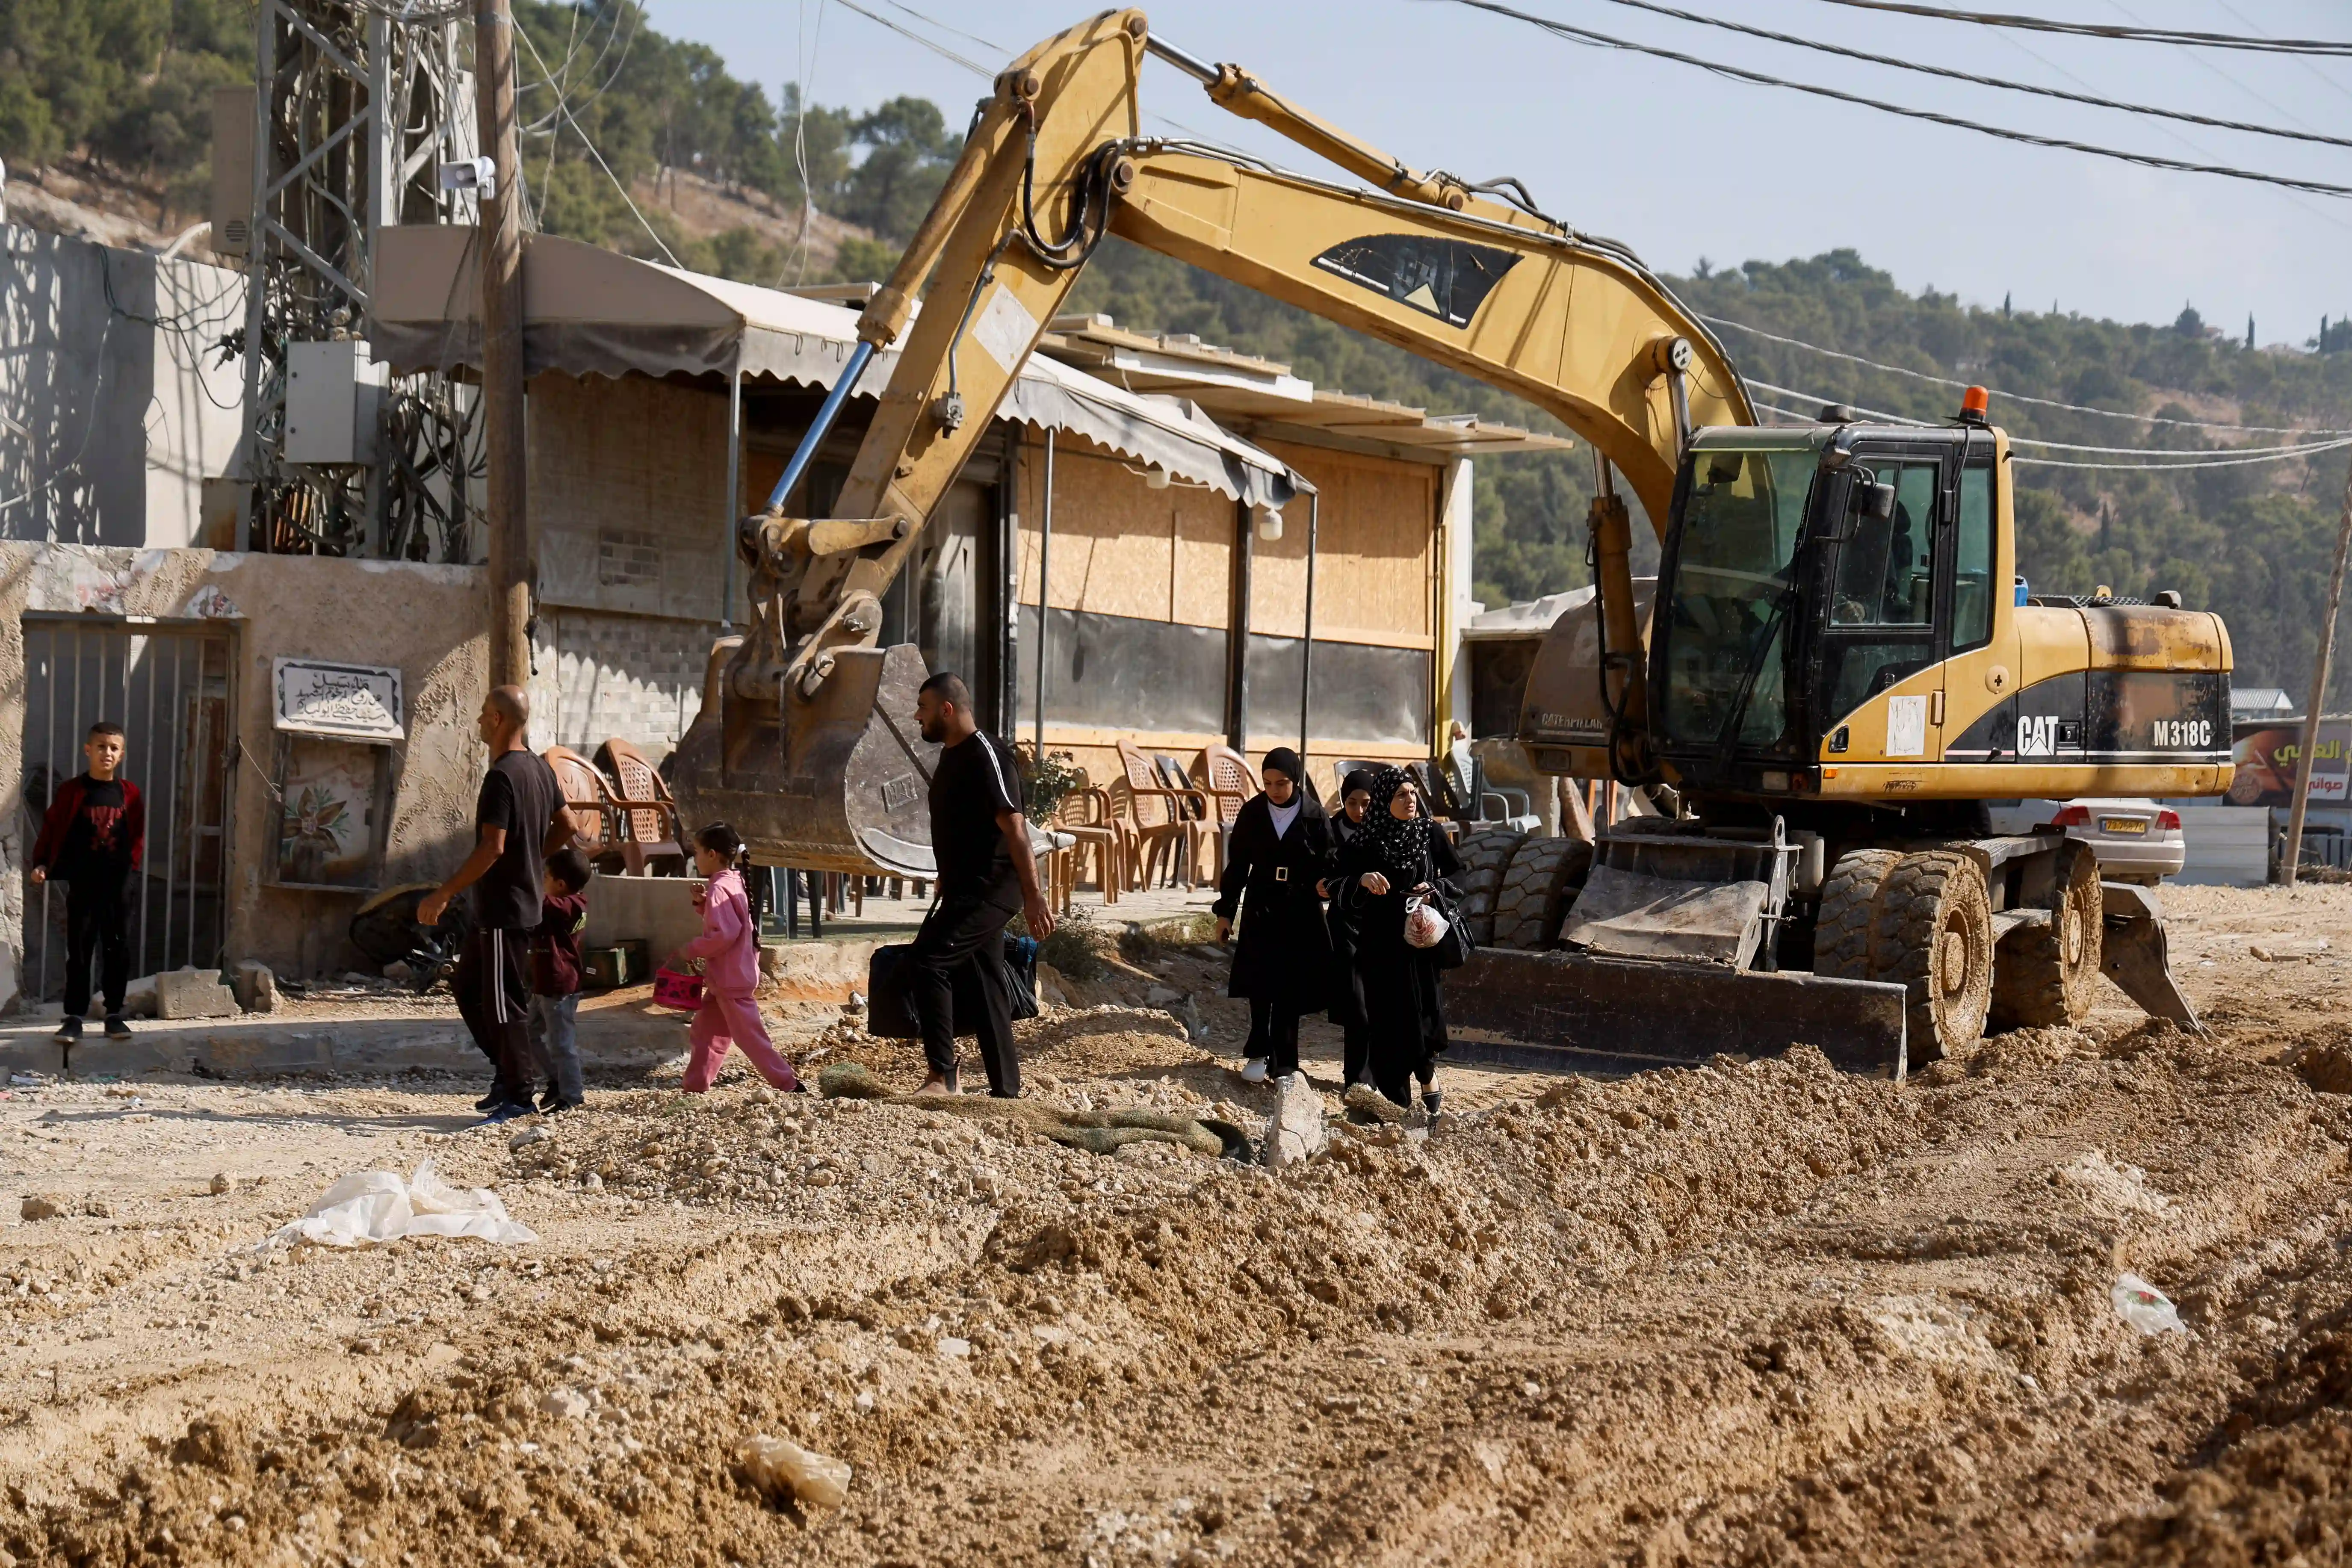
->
xmin=1490 ymin=837 xmax=1594 ymax=952
xmin=1453 ymin=827 xmax=1526 ymax=947
xmin=1812 ymin=848 xmax=1903 ymax=982
xmin=1989 ymin=841 xmax=2104 ymax=1030
xmin=1875 ymin=850 xmax=1994 ymax=1063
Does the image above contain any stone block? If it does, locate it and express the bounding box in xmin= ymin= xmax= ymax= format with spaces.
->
xmin=232 ymin=960 xmax=278 ymax=1014
xmin=157 ymin=968 xmax=239 ymax=1020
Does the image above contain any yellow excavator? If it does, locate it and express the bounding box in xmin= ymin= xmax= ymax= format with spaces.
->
xmin=668 ymin=9 xmax=2231 ymax=1075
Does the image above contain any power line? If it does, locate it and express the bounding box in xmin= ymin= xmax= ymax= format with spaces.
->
xmin=1803 ymin=0 xmax=2352 ymax=57
xmin=513 ymin=20 xmax=683 ymax=269
xmin=1584 ymin=0 xmax=2352 ymax=151
xmin=1711 ymin=316 xmax=2352 ymax=436
xmin=1431 ymin=0 xmax=2352 ymax=197
xmin=1746 ymin=387 xmax=2352 ymax=470
xmin=1744 ymin=381 xmax=2352 ymax=452
xmin=828 ymin=0 xmax=995 ymax=77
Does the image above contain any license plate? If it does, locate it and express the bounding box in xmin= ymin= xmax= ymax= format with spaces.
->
xmin=2101 ymin=818 xmax=2148 ymax=835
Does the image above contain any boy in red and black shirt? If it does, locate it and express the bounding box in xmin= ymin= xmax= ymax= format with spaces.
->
xmin=29 ymin=722 xmax=145 ymax=1043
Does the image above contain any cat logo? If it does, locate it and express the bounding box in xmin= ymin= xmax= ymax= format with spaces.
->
xmin=2017 ymin=714 xmax=2059 ymax=758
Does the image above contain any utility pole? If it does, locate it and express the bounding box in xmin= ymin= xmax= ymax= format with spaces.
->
xmin=2281 ymin=455 xmax=2352 ymax=885
xmin=475 ymin=0 xmax=531 ymax=686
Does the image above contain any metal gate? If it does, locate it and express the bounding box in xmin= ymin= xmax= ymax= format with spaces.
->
xmin=21 ymin=618 xmax=235 ymax=999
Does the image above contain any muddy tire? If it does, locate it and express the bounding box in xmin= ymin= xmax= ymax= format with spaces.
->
xmin=1453 ymin=827 xmax=1525 ymax=947
xmin=1989 ymin=841 xmax=2104 ymax=1030
xmin=1490 ymin=837 xmax=1593 ymax=952
xmin=1812 ymin=848 xmax=1902 ymax=982
xmin=1875 ymin=850 xmax=1994 ymax=1062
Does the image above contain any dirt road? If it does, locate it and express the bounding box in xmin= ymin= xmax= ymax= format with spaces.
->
xmin=0 ymin=883 xmax=2347 ymax=1565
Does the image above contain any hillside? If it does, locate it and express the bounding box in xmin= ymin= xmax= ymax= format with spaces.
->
xmin=9 ymin=0 xmax=2352 ymax=700
xmin=1071 ymin=240 xmax=2352 ymax=703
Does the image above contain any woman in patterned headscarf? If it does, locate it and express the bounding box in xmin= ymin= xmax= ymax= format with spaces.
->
xmin=1333 ymin=766 xmax=1462 ymax=1115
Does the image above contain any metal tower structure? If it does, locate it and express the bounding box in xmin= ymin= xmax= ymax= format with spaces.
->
xmin=233 ymin=0 xmax=484 ymax=560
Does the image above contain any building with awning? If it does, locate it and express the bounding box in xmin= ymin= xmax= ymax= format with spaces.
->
xmin=369 ymin=228 xmax=1573 ymax=802
xmin=369 ymin=226 xmax=1303 ymax=754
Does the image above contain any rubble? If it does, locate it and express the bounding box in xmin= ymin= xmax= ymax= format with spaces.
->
xmin=0 ymin=883 xmax=2338 ymax=1566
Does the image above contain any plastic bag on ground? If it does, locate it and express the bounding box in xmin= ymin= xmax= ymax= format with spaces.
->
xmin=2113 ymin=1271 xmax=2187 ymax=1335
xmin=742 ymin=1434 xmax=851 ymax=1508
xmin=260 ymin=1158 xmax=537 ymax=1250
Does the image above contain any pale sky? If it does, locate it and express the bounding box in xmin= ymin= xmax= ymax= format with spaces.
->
xmin=653 ymin=0 xmax=2352 ymax=348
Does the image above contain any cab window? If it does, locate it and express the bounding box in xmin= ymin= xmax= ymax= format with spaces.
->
xmin=1831 ymin=461 xmax=1938 ymax=627
xmin=1952 ymin=460 xmax=1994 ymax=651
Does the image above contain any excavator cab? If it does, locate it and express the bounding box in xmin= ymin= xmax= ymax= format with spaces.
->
xmin=1650 ymin=419 xmax=2009 ymax=803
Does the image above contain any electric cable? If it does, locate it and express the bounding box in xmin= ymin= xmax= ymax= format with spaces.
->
xmin=783 ymin=0 xmax=829 ymax=286
xmin=828 ymin=0 xmax=994 ymax=76
xmin=1744 ymin=390 xmax=2352 ymax=469
xmin=1585 ymin=0 xmax=2352 ymax=150
xmin=1745 ymin=381 xmax=2352 ymax=454
xmin=1433 ymin=0 xmax=2352 ymax=196
xmin=514 ymin=18 xmax=684 ymax=269
xmin=1802 ymin=0 xmax=2352 ymax=56
xmin=1711 ymin=316 xmax=2352 ymax=435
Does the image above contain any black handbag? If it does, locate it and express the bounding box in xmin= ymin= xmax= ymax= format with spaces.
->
xmin=867 ymin=933 xmax=1039 ymax=1039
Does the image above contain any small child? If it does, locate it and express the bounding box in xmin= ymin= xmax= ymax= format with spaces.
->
xmin=29 ymin=721 xmax=145 ymax=1045
xmin=528 ymin=846 xmax=593 ymax=1113
xmin=671 ymin=823 xmax=797 ymax=1094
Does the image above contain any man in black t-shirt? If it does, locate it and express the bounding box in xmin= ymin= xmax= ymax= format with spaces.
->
xmin=420 ymin=685 xmax=576 ymax=1123
xmin=904 ymin=672 xmax=1052 ymax=1097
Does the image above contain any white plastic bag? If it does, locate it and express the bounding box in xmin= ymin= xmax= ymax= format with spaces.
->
xmin=260 ymin=1158 xmax=537 ymax=1250
xmin=1403 ymin=895 xmax=1449 ymax=951
xmin=2112 ymin=1271 xmax=2187 ymax=1335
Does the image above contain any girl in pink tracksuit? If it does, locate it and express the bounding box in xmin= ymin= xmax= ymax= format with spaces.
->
xmin=672 ymin=823 xmax=798 ymax=1094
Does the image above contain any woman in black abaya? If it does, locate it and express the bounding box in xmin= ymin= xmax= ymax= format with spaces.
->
xmin=1211 ymin=747 xmax=1335 ymax=1085
xmin=1335 ymin=766 xmax=1461 ymax=1114
xmin=1319 ymin=768 xmax=1378 ymax=1088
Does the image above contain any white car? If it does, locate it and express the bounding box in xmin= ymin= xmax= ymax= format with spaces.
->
xmin=1984 ymin=797 xmax=2185 ymax=885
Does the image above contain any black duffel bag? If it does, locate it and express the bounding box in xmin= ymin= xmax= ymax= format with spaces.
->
xmin=867 ymin=933 xmax=1039 ymax=1039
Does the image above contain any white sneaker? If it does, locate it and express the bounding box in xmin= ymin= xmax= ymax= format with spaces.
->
xmin=1240 ymin=1058 xmax=1269 ymax=1084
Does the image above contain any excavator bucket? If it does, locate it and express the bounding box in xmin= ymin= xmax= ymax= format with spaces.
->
xmin=668 ymin=641 xmax=943 ymax=878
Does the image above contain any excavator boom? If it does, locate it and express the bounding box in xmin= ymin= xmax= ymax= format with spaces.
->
xmin=671 ymin=8 xmax=1743 ymax=873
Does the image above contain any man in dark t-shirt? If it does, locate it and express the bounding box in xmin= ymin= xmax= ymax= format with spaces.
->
xmin=420 ymin=685 xmax=576 ymax=1123
xmin=902 ymin=671 xmax=1052 ymax=1098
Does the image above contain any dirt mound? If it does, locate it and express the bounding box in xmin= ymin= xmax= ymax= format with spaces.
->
xmin=5 ymin=883 xmax=2352 ymax=1565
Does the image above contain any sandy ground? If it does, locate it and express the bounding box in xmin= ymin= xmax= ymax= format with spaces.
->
xmin=0 ymin=884 xmax=2347 ymax=1565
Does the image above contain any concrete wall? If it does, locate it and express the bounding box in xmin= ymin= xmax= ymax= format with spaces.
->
xmin=523 ymin=372 xmax=733 ymax=759
xmin=0 ymin=545 xmax=489 ymax=1001
xmin=0 ymin=227 xmax=244 ymax=548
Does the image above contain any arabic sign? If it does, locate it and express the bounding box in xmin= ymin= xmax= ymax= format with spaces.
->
xmin=2229 ymin=721 xmax=2351 ymax=808
xmin=273 ymin=659 xmax=405 ymax=742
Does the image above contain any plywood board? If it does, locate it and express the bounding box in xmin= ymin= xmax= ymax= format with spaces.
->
xmin=1014 ymin=432 xmax=1235 ymax=629
xmin=1258 ymin=439 xmax=1436 ymax=645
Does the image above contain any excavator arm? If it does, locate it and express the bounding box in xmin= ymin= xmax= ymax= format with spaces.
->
xmin=677 ymin=7 xmax=1751 ymax=873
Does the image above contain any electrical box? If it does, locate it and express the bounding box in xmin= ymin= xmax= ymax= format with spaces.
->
xmin=284 ymin=340 xmax=388 ymax=466
xmin=210 ymin=87 xmax=254 ymax=258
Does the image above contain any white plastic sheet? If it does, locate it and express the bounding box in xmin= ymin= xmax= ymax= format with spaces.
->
xmin=260 ymin=1159 xmax=537 ymax=1250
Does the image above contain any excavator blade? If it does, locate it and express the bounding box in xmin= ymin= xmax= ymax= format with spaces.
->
xmin=668 ymin=643 xmax=942 ymax=878
xmin=1445 ymin=948 xmax=1910 ymax=1080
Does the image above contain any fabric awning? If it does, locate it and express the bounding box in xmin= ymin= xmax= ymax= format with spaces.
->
xmin=370 ymin=226 xmax=1301 ymax=509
